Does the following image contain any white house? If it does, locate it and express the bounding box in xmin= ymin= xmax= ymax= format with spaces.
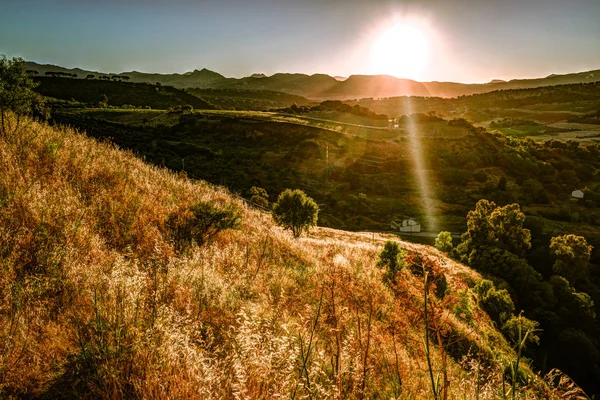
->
xmin=572 ymin=189 xmax=584 ymax=199
xmin=391 ymin=219 xmax=421 ymax=233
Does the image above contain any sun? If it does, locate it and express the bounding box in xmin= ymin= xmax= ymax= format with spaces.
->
xmin=371 ymin=23 xmax=429 ymax=79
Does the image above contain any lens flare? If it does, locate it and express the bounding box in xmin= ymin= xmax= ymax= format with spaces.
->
xmin=403 ymin=99 xmax=438 ymax=233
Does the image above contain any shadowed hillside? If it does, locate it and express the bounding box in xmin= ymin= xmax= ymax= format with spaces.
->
xmin=33 ymin=77 xmax=216 ymax=110
xmin=0 ymin=113 xmax=576 ymax=399
xmin=186 ymin=88 xmax=312 ymax=111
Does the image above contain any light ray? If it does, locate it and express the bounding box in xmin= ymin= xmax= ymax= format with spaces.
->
xmin=403 ymin=98 xmax=438 ymax=233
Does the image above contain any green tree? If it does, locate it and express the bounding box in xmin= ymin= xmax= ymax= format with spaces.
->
xmin=434 ymin=231 xmax=453 ymax=252
xmin=460 ymin=199 xmax=531 ymax=256
xmin=489 ymin=203 xmax=531 ymax=256
xmin=550 ymin=234 xmax=593 ymax=286
xmin=272 ymin=189 xmax=318 ymax=238
xmin=461 ymin=199 xmax=497 ymax=248
xmin=0 ymin=55 xmax=40 ymax=135
xmin=247 ymin=186 xmax=269 ymax=208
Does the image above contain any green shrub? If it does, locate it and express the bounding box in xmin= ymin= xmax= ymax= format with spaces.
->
xmin=272 ymin=189 xmax=318 ymax=238
xmin=167 ymin=201 xmax=241 ymax=250
xmin=247 ymin=186 xmax=269 ymax=208
xmin=434 ymin=231 xmax=453 ymax=252
xmin=434 ymin=273 xmax=448 ymax=299
xmin=475 ymin=279 xmax=515 ymax=326
xmin=451 ymin=290 xmax=473 ymax=324
xmin=501 ymin=314 xmax=540 ymax=349
xmin=377 ymin=241 xmax=405 ymax=283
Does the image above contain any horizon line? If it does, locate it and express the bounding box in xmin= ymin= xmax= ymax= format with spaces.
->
xmin=21 ymin=58 xmax=600 ymax=86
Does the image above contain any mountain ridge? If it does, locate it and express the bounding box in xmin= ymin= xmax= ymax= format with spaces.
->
xmin=25 ymin=60 xmax=600 ymax=99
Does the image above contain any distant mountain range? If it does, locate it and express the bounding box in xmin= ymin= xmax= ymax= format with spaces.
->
xmin=25 ymin=61 xmax=600 ymax=100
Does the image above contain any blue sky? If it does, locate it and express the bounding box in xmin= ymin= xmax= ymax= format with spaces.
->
xmin=1 ymin=0 xmax=599 ymax=83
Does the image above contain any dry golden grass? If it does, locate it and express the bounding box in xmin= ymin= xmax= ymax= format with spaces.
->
xmin=0 ymin=114 xmax=577 ymax=399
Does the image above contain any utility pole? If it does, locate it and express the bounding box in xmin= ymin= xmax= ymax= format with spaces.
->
xmin=326 ymin=144 xmax=329 ymax=181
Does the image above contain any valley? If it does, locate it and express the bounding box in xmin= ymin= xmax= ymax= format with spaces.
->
xmin=2 ymin=56 xmax=600 ymax=398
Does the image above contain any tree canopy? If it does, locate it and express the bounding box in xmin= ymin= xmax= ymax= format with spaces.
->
xmin=0 ymin=55 xmax=41 ymax=135
xmin=550 ymin=234 xmax=593 ymax=286
xmin=460 ymin=199 xmax=531 ymax=256
xmin=273 ymin=189 xmax=318 ymax=238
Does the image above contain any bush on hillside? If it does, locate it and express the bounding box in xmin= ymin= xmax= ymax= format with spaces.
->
xmin=475 ymin=279 xmax=515 ymax=326
xmin=376 ymin=240 xmax=405 ymax=283
xmin=247 ymin=186 xmax=269 ymax=208
xmin=502 ymin=314 xmax=541 ymax=350
xmin=167 ymin=201 xmax=241 ymax=250
xmin=435 ymin=231 xmax=454 ymax=252
xmin=404 ymin=252 xmax=448 ymax=299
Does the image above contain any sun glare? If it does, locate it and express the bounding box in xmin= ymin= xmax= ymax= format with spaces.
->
xmin=371 ymin=23 xmax=429 ymax=79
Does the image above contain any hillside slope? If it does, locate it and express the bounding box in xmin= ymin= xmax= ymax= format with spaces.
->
xmin=33 ymin=77 xmax=216 ymax=110
xmin=0 ymin=114 xmax=575 ymax=399
xmin=186 ymin=88 xmax=312 ymax=110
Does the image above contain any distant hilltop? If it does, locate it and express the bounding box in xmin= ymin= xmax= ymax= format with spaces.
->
xmin=25 ymin=60 xmax=600 ymax=100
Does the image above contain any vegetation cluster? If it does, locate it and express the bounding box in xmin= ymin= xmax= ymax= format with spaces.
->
xmin=5 ymin=56 xmax=600 ymax=396
xmin=33 ymin=76 xmax=215 ymax=110
xmin=2 ymin=110 xmax=582 ymax=398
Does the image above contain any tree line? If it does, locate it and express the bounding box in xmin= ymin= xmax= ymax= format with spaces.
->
xmin=27 ymin=69 xmax=131 ymax=82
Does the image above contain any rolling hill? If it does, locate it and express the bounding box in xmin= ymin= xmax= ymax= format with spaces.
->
xmin=32 ymin=76 xmax=216 ymax=110
xmin=315 ymin=74 xmax=431 ymax=99
xmin=25 ymin=61 xmax=600 ymax=100
xmin=186 ymin=88 xmax=312 ymax=110
xmin=1 ymin=111 xmax=579 ymax=398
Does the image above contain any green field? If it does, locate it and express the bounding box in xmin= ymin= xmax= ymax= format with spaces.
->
xmin=355 ymin=81 xmax=600 ymax=143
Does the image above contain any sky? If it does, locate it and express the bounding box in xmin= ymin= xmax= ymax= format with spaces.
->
xmin=1 ymin=0 xmax=600 ymax=83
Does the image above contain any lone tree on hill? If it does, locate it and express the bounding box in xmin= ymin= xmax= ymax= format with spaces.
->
xmin=273 ymin=189 xmax=318 ymax=238
xmin=0 ymin=55 xmax=40 ymax=135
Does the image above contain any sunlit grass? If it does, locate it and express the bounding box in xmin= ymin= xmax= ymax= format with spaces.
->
xmin=0 ymin=113 xmax=566 ymax=399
